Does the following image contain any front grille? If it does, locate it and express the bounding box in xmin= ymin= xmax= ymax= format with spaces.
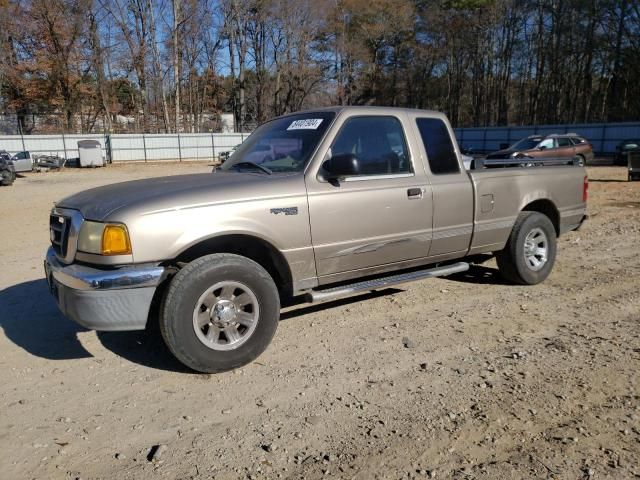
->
xmin=50 ymin=213 xmax=70 ymax=258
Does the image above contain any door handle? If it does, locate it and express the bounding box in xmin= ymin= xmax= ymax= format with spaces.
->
xmin=407 ymin=187 xmax=423 ymax=199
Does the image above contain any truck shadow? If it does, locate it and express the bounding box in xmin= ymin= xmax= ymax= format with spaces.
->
xmin=1 ymin=265 xmax=506 ymax=372
xmin=0 ymin=279 xmax=92 ymax=360
xmin=446 ymin=265 xmax=511 ymax=285
xmin=0 ymin=278 xmax=191 ymax=372
xmin=95 ymin=330 xmax=192 ymax=373
xmin=280 ymin=289 xmax=403 ymax=321
xmin=280 ymin=264 xmax=510 ymax=320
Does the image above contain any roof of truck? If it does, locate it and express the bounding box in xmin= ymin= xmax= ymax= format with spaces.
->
xmin=275 ymin=106 xmax=445 ymax=118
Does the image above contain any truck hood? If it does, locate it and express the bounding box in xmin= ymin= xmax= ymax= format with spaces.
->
xmin=56 ymin=171 xmax=300 ymax=221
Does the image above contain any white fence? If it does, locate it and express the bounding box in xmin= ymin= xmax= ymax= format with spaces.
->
xmin=0 ymin=133 xmax=249 ymax=162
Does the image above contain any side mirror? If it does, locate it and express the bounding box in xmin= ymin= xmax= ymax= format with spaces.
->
xmin=322 ymin=153 xmax=360 ymax=180
xmin=538 ymin=145 xmax=547 ymax=150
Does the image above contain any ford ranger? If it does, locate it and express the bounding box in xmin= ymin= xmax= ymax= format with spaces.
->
xmin=44 ymin=107 xmax=588 ymax=373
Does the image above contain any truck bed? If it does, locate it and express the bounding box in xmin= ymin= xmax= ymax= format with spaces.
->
xmin=467 ymin=164 xmax=587 ymax=255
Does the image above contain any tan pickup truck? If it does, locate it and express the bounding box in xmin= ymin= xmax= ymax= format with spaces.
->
xmin=44 ymin=107 xmax=587 ymax=373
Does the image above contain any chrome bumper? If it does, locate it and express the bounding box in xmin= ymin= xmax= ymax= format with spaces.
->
xmin=44 ymin=247 xmax=165 ymax=331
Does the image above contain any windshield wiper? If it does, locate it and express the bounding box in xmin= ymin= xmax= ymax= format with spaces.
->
xmin=230 ymin=161 xmax=272 ymax=175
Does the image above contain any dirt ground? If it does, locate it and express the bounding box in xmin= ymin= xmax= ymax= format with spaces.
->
xmin=0 ymin=163 xmax=638 ymax=480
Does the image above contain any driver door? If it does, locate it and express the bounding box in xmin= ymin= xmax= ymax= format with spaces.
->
xmin=305 ymin=113 xmax=432 ymax=282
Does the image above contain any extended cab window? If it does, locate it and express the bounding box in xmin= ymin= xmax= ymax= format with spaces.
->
xmin=557 ymin=138 xmax=572 ymax=147
xmin=331 ymin=116 xmax=411 ymax=175
xmin=415 ymin=118 xmax=459 ymax=174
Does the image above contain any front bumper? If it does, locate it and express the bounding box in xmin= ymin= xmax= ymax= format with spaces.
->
xmin=44 ymin=247 xmax=165 ymax=331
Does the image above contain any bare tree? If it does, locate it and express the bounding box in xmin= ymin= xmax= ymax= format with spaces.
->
xmin=2 ymin=0 xmax=639 ymax=133
xmin=147 ymin=0 xmax=171 ymax=132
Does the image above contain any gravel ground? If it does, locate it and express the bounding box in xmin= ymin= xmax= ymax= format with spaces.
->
xmin=0 ymin=163 xmax=638 ymax=480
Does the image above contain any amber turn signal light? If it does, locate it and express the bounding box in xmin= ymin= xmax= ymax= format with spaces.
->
xmin=101 ymin=224 xmax=132 ymax=255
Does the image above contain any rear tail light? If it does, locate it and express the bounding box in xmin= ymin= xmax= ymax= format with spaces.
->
xmin=583 ymin=175 xmax=588 ymax=202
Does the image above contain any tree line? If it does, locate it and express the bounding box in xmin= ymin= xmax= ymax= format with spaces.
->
xmin=1 ymin=0 xmax=638 ymax=134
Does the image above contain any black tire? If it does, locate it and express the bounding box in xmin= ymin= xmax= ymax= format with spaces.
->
xmin=496 ymin=211 xmax=557 ymax=285
xmin=160 ymin=253 xmax=280 ymax=373
xmin=0 ymin=170 xmax=14 ymax=186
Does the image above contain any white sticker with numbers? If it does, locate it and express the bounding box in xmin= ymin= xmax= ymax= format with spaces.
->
xmin=287 ymin=119 xmax=323 ymax=130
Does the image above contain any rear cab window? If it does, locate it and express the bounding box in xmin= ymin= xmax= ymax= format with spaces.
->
xmin=415 ymin=117 xmax=460 ymax=175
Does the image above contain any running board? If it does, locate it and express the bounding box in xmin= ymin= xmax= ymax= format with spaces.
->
xmin=308 ymin=262 xmax=469 ymax=303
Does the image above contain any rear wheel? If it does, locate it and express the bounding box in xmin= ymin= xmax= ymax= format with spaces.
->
xmin=496 ymin=212 xmax=557 ymax=285
xmin=160 ymin=253 xmax=280 ymax=373
xmin=575 ymin=154 xmax=585 ymax=166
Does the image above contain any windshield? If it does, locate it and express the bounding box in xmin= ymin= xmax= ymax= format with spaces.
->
xmin=510 ymin=137 xmax=541 ymax=151
xmin=221 ymin=112 xmax=336 ymax=173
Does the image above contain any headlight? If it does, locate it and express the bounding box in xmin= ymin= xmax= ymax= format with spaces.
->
xmin=77 ymin=221 xmax=104 ymax=254
xmin=78 ymin=221 xmax=132 ymax=255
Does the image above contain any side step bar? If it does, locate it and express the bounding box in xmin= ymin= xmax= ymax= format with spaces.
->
xmin=307 ymin=262 xmax=469 ymax=303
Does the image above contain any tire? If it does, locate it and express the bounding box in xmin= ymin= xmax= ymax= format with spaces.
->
xmin=160 ymin=253 xmax=280 ymax=373
xmin=576 ymin=154 xmax=585 ymax=166
xmin=496 ymin=211 xmax=557 ymax=285
xmin=0 ymin=170 xmax=14 ymax=186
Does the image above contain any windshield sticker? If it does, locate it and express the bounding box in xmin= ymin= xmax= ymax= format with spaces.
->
xmin=287 ymin=119 xmax=323 ymax=130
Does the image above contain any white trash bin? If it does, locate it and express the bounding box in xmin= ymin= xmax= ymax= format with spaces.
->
xmin=78 ymin=140 xmax=105 ymax=167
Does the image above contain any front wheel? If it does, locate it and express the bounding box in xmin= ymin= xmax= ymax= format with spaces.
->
xmin=160 ymin=253 xmax=280 ymax=373
xmin=496 ymin=212 xmax=557 ymax=285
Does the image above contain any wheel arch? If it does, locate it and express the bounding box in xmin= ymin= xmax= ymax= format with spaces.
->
xmin=521 ymin=199 xmax=560 ymax=236
xmin=170 ymin=233 xmax=293 ymax=297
